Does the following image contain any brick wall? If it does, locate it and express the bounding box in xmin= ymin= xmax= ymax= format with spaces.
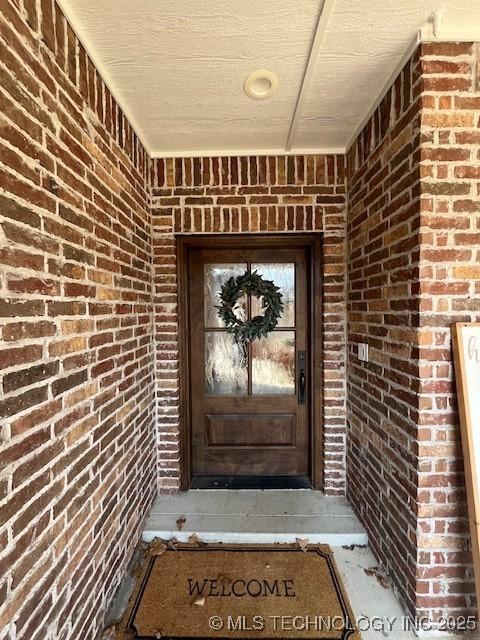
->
xmin=417 ymin=42 xmax=480 ymax=621
xmin=347 ymin=42 xmax=480 ymax=624
xmin=150 ymin=155 xmax=348 ymax=494
xmin=0 ymin=1 xmax=156 ymax=639
xmin=346 ymin=48 xmax=423 ymax=617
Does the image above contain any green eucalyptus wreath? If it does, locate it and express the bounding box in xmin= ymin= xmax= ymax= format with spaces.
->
xmin=216 ymin=270 xmax=284 ymax=345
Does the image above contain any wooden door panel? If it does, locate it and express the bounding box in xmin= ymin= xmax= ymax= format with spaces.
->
xmin=197 ymin=449 xmax=303 ymax=476
xmin=206 ymin=414 xmax=296 ymax=446
xmin=189 ymin=245 xmax=310 ymax=479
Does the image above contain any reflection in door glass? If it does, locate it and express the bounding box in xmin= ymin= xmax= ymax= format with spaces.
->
xmin=204 ymin=264 xmax=247 ymax=328
xmin=205 ymin=332 xmax=247 ymax=395
xmin=251 ymin=263 xmax=295 ymax=327
xmin=252 ymin=331 xmax=295 ymax=395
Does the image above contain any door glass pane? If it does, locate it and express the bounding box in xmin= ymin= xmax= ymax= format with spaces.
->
xmin=204 ymin=264 xmax=247 ymax=328
xmin=252 ymin=331 xmax=295 ymax=395
xmin=251 ymin=263 xmax=295 ymax=327
xmin=205 ymin=332 xmax=247 ymax=395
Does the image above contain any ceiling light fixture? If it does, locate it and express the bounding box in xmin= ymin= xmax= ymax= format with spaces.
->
xmin=244 ymin=70 xmax=279 ymax=100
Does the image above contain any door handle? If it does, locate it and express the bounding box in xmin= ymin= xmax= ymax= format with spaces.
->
xmin=298 ymin=351 xmax=306 ymax=404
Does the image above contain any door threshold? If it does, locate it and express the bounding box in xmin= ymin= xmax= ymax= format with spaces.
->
xmin=190 ymin=475 xmax=312 ymax=490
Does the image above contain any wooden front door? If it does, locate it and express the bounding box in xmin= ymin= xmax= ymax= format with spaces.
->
xmin=188 ymin=244 xmax=310 ymax=486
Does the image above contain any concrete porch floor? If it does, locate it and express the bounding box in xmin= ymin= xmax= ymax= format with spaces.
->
xmin=143 ymin=489 xmax=368 ymax=546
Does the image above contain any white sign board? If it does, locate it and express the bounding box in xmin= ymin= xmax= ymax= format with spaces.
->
xmin=452 ymin=323 xmax=480 ymax=603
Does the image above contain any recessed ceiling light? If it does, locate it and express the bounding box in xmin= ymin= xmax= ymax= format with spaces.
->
xmin=244 ymin=70 xmax=278 ymax=100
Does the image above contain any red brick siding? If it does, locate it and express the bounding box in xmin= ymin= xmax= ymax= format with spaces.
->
xmin=417 ymin=42 xmax=480 ymax=621
xmin=347 ymin=48 xmax=423 ymax=618
xmin=150 ymin=155 xmax=348 ymax=494
xmin=0 ymin=1 xmax=156 ymax=639
xmin=347 ymin=42 xmax=480 ymax=624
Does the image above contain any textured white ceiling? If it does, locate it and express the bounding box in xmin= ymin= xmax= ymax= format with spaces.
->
xmin=297 ymin=0 xmax=480 ymax=151
xmin=58 ymin=0 xmax=480 ymax=157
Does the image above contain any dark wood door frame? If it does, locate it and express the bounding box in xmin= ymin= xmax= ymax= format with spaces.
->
xmin=176 ymin=234 xmax=324 ymax=491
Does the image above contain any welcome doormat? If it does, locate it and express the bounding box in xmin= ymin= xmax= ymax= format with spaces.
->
xmin=126 ymin=543 xmax=359 ymax=639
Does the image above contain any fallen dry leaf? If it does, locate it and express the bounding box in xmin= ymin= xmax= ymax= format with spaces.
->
xmin=296 ymin=537 xmax=309 ymax=552
xmin=149 ymin=540 xmax=168 ymax=557
xmin=342 ymin=543 xmax=367 ymax=551
xmin=193 ymin=597 xmax=205 ymax=607
xmin=176 ymin=515 xmax=186 ymax=531
xmin=100 ymin=625 xmax=117 ymax=640
xmin=364 ymin=566 xmax=389 ymax=589
xmin=188 ymin=532 xmax=207 ymax=546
